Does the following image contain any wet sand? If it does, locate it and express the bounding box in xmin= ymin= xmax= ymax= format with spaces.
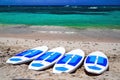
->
xmin=0 ymin=25 xmax=120 ymax=80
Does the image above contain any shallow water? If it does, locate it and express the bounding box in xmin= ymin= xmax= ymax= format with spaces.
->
xmin=0 ymin=6 xmax=120 ymax=29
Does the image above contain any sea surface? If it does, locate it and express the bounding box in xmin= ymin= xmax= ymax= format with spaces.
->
xmin=0 ymin=6 xmax=120 ymax=29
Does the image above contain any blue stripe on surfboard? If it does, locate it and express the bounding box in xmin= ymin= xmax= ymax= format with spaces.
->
xmin=15 ymin=50 xmax=34 ymax=56
xmin=88 ymin=66 xmax=102 ymax=70
xmin=86 ymin=56 xmax=108 ymax=67
xmin=15 ymin=50 xmax=43 ymax=58
xmin=68 ymin=55 xmax=82 ymax=66
xmin=86 ymin=56 xmax=96 ymax=64
xmin=45 ymin=52 xmax=61 ymax=62
xmin=97 ymin=57 xmax=107 ymax=66
xmin=57 ymin=54 xmax=72 ymax=64
xmin=57 ymin=54 xmax=82 ymax=66
xmin=35 ymin=52 xmax=53 ymax=60
xmin=31 ymin=63 xmax=44 ymax=67
xmin=10 ymin=58 xmax=22 ymax=61
xmin=25 ymin=50 xmax=43 ymax=58
xmin=55 ymin=67 xmax=68 ymax=71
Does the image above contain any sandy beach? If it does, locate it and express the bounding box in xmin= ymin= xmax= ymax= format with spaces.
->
xmin=0 ymin=25 xmax=120 ymax=80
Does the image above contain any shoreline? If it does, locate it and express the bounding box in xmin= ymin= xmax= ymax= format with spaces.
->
xmin=0 ymin=25 xmax=120 ymax=42
xmin=0 ymin=23 xmax=120 ymax=29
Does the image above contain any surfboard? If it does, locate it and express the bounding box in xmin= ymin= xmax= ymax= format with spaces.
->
xmin=28 ymin=47 xmax=65 ymax=70
xmin=84 ymin=51 xmax=109 ymax=74
xmin=53 ymin=49 xmax=85 ymax=73
xmin=6 ymin=46 xmax=48 ymax=64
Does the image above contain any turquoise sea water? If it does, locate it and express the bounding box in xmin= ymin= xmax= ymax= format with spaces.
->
xmin=0 ymin=6 xmax=120 ymax=29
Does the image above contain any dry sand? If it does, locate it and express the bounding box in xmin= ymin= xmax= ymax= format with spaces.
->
xmin=0 ymin=26 xmax=120 ymax=80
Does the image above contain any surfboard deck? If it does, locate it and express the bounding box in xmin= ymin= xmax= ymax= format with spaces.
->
xmin=84 ymin=51 xmax=109 ymax=74
xmin=28 ymin=47 xmax=65 ymax=70
xmin=53 ymin=49 xmax=85 ymax=73
xmin=6 ymin=46 xmax=48 ymax=64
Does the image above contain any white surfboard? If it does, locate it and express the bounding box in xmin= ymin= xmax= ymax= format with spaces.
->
xmin=28 ymin=47 xmax=65 ymax=70
xmin=84 ymin=51 xmax=109 ymax=74
xmin=6 ymin=46 xmax=48 ymax=64
xmin=53 ymin=49 xmax=85 ymax=73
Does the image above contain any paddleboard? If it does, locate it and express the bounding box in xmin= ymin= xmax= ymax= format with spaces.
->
xmin=28 ymin=47 xmax=65 ymax=70
xmin=84 ymin=51 xmax=109 ymax=74
xmin=53 ymin=49 xmax=85 ymax=73
xmin=6 ymin=46 xmax=48 ymax=64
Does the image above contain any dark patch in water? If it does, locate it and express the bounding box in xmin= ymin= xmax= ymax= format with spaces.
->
xmin=0 ymin=6 xmax=120 ymax=15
